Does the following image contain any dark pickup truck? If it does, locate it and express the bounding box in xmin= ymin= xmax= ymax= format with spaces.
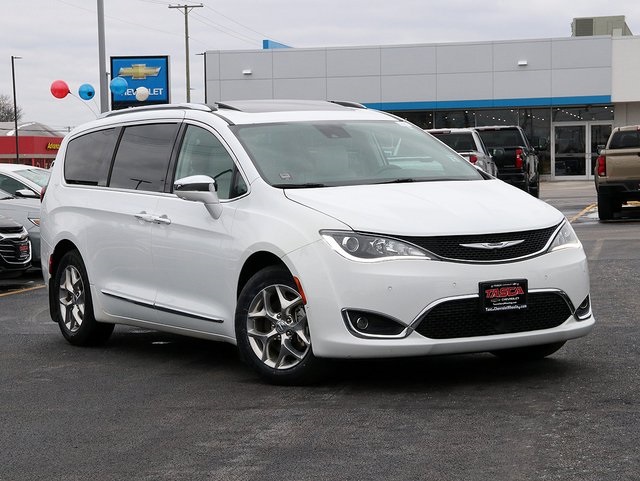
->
xmin=475 ymin=126 xmax=540 ymax=197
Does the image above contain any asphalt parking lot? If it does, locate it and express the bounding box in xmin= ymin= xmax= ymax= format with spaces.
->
xmin=1 ymin=181 xmax=639 ymax=481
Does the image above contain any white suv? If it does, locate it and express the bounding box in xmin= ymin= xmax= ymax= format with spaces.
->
xmin=41 ymin=100 xmax=594 ymax=384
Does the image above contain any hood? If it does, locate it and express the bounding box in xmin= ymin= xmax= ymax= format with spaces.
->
xmin=1 ymin=197 xmax=41 ymax=209
xmin=0 ymin=214 xmax=22 ymax=229
xmin=284 ymin=179 xmax=563 ymax=236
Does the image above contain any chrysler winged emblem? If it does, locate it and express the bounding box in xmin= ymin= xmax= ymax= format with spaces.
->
xmin=460 ymin=240 xmax=524 ymax=250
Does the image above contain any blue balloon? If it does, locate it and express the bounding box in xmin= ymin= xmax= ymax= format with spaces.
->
xmin=109 ymin=77 xmax=128 ymax=95
xmin=78 ymin=83 xmax=95 ymax=101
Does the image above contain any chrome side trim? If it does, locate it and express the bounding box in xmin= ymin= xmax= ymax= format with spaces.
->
xmin=101 ymin=290 xmax=224 ymax=323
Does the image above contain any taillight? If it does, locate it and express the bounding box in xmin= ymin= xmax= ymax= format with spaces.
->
xmin=515 ymin=148 xmax=524 ymax=170
xmin=468 ymin=154 xmax=478 ymax=164
xmin=40 ymin=185 xmax=47 ymax=202
xmin=597 ymin=155 xmax=606 ymax=176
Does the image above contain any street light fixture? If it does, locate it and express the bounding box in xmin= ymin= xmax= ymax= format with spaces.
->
xmin=11 ymin=55 xmax=22 ymax=164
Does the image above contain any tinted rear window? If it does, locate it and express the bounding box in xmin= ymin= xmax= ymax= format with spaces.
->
xmin=609 ymin=130 xmax=640 ymax=149
xmin=477 ymin=129 xmax=523 ymax=148
xmin=109 ymin=123 xmax=179 ymax=192
xmin=65 ymin=128 xmax=118 ymax=186
xmin=431 ymin=133 xmax=476 ymax=152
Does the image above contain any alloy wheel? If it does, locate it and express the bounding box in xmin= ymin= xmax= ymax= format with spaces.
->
xmin=246 ymin=284 xmax=310 ymax=370
xmin=58 ymin=265 xmax=86 ymax=333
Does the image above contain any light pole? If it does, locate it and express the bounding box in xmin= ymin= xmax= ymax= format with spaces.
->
xmin=97 ymin=0 xmax=108 ymax=113
xmin=11 ymin=55 xmax=22 ymax=164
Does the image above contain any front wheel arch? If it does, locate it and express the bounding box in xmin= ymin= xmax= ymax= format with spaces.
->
xmin=48 ymin=240 xmax=81 ymax=322
xmin=235 ymin=265 xmax=326 ymax=384
xmin=51 ymin=249 xmax=114 ymax=346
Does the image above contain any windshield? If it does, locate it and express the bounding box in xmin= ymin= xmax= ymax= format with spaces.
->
xmin=231 ymin=120 xmax=483 ymax=187
xmin=14 ymin=168 xmax=50 ymax=187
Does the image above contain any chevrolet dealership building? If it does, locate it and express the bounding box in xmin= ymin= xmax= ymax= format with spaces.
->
xmin=203 ymin=16 xmax=640 ymax=180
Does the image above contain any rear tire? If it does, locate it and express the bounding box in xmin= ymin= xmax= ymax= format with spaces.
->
xmin=235 ymin=266 xmax=326 ymax=385
xmin=52 ymin=250 xmax=114 ymax=346
xmin=528 ymin=177 xmax=540 ymax=198
xmin=597 ymin=192 xmax=616 ymax=220
xmin=491 ymin=341 xmax=566 ymax=361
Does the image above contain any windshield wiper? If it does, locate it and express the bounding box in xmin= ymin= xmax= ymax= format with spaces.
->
xmin=374 ymin=178 xmax=418 ymax=184
xmin=271 ymin=183 xmax=327 ymax=189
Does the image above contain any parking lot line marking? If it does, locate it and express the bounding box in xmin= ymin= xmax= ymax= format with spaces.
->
xmin=0 ymin=284 xmax=46 ymax=297
xmin=569 ymin=203 xmax=596 ymax=223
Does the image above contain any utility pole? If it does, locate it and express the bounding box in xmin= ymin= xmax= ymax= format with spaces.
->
xmin=169 ymin=3 xmax=203 ymax=103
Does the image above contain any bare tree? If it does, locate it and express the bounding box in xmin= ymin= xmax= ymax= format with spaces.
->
xmin=0 ymin=94 xmax=22 ymax=122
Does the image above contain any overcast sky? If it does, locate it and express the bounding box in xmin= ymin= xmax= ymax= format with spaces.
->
xmin=1 ymin=0 xmax=638 ymax=134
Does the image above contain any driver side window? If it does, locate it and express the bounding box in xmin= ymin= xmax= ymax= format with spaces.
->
xmin=175 ymin=125 xmax=246 ymax=200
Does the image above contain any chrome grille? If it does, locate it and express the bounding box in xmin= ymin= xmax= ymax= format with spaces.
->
xmin=0 ymin=238 xmax=31 ymax=264
xmin=393 ymin=223 xmax=560 ymax=262
xmin=0 ymin=225 xmax=24 ymax=235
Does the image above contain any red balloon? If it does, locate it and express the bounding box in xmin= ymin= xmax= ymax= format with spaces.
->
xmin=50 ymin=80 xmax=70 ymax=99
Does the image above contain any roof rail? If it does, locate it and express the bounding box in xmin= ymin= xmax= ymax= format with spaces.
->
xmin=101 ymin=103 xmax=216 ymax=118
xmin=214 ymin=102 xmax=243 ymax=112
xmin=329 ymin=101 xmax=367 ymax=109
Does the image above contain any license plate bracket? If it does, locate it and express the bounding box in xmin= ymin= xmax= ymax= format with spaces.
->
xmin=479 ymin=279 xmax=528 ymax=313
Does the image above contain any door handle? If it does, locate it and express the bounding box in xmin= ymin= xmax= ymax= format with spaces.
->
xmin=152 ymin=215 xmax=171 ymax=225
xmin=134 ymin=211 xmax=155 ymax=223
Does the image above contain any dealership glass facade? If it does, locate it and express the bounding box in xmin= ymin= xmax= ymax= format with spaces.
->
xmin=389 ymin=106 xmax=614 ymax=177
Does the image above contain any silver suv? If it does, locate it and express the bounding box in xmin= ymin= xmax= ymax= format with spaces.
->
xmin=427 ymin=128 xmax=498 ymax=176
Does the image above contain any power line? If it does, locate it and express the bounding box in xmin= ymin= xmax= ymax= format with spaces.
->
xmin=202 ymin=4 xmax=285 ymax=44
xmin=190 ymin=12 xmax=259 ymax=45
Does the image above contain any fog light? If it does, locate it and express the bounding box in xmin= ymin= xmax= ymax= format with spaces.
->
xmin=355 ymin=316 xmax=369 ymax=330
xmin=575 ymin=295 xmax=591 ymax=321
xmin=343 ymin=309 xmax=407 ymax=338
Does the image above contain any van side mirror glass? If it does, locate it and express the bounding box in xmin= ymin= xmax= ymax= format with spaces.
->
xmin=174 ymin=175 xmax=222 ymax=219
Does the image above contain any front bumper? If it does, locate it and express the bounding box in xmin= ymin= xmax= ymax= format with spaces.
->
xmin=285 ymin=239 xmax=593 ymax=359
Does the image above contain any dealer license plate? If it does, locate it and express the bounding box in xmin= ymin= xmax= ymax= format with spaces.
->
xmin=479 ymin=279 xmax=528 ymax=313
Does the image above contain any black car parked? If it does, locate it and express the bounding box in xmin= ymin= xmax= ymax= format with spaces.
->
xmin=0 ymin=215 xmax=31 ymax=278
xmin=475 ymin=126 xmax=540 ymax=197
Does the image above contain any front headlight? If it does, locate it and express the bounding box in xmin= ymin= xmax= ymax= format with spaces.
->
xmin=548 ymin=221 xmax=581 ymax=252
xmin=321 ymin=230 xmax=431 ymax=260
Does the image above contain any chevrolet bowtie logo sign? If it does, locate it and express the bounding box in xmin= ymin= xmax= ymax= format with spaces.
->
xmin=118 ymin=64 xmax=161 ymax=80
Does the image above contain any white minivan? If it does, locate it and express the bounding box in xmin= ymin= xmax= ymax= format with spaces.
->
xmin=40 ymin=101 xmax=594 ymax=384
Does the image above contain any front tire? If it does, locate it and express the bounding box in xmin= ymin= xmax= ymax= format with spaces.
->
xmin=52 ymin=250 xmax=114 ymax=346
xmin=235 ymin=266 xmax=325 ymax=384
xmin=491 ymin=341 xmax=566 ymax=361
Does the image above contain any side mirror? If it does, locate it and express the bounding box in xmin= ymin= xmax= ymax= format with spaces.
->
xmin=15 ymin=188 xmax=40 ymax=199
xmin=174 ymin=175 xmax=222 ymax=219
xmin=492 ymin=148 xmax=505 ymax=157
